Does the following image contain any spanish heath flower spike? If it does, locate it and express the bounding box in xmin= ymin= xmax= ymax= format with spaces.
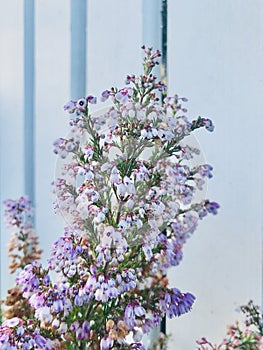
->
xmin=1 ymin=47 xmax=219 ymax=349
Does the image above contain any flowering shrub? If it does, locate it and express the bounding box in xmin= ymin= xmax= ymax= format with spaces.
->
xmin=196 ymin=301 xmax=263 ymax=350
xmin=2 ymin=197 xmax=42 ymax=321
xmin=1 ymin=47 xmax=218 ymax=349
xmin=3 ymin=196 xmax=42 ymax=273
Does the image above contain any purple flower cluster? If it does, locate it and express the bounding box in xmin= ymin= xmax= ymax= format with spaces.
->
xmin=64 ymin=95 xmax=97 ymax=115
xmin=48 ymin=228 xmax=83 ymax=275
xmin=0 ymin=317 xmax=53 ymax=350
xmin=70 ymin=320 xmax=90 ymax=340
xmin=160 ymin=289 xmax=196 ymax=318
xmin=3 ymin=196 xmax=33 ymax=230
xmin=16 ymin=261 xmax=50 ymax=297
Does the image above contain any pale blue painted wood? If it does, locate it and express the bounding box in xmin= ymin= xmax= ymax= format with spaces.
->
xmin=142 ymin=0 xmax=165 ymax=343
xmin=24 ymin=0 xmax=35 ymax=206
xmin=142 ymin=0 xmax=163 ymax=96
xmin=70 ymin=0 xmax=87 ymax=100
xmin=142 ymin=0 xmax=162 ymax=50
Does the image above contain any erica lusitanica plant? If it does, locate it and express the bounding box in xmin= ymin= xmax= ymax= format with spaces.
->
xmin=0 ymin=47 xmax=219 ymax=350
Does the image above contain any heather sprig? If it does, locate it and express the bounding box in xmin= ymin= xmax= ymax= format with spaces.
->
xmin=1 ymin=48 xmax=219 ymax=350
xmin=3 ymin=196 xmax=42 ymax=273
xmin=196 ymin=301 xmax=263 ymax=350
xmin=2 ymin=197 xmax=42 ymax=321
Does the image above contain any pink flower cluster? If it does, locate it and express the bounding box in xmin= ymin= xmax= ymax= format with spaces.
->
xmin=196 ymin=301 xmax=263 ymax=350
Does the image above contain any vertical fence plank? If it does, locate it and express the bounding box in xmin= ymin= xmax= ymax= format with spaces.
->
xmin=161 ymin=0 xmax=168 ymax=97
xmin=160 ymin=0 xmax=168 ymax=334
xmin=24 ymin=0 xmax=35 ymax=205
xmin=142 ymin=0 xmax=162 ymax=83
xmin=160 ymin=0 xmax=168 ymax=336
xmin=142 ymin=0 xmax=168 ymax=343
xmin=70 ymin=0 xmax=87 ymax=100
xmin=142 ymin=0 xmax=162 ymax=49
